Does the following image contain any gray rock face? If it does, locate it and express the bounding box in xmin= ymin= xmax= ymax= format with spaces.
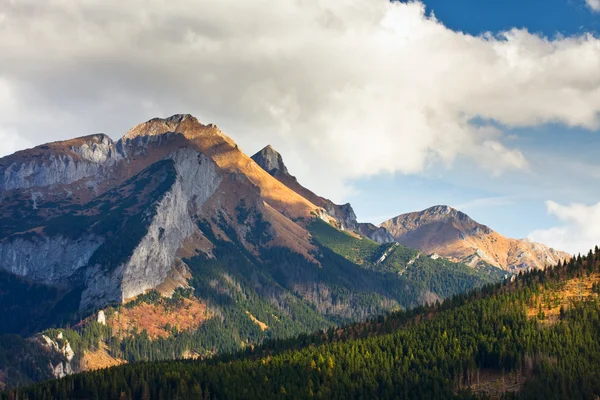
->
xmin=70 ymin=134 xmax=123 ymax=164
xmin=81 ymin=149 xmax=223 ymax=309
xmin=251 ymin=145 xmax=289 ymax=176
xmin=358 ymin=223 xmax=394 ymax=244
xmin=0 ymin=235 xmax=104 ymax=284
xmin=0 ymin=134 xmax=224 ymax=310
xmin=37 ymin=334 xmax=75 ymax=379
xmin=0 ymin=135 xmax=124 ymax=191
xmin=325 ymin=202 xmax=358 ymax=231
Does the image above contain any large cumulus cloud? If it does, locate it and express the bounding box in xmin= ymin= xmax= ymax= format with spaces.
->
xmin=1 ymin=0 xmax=600 ymax=200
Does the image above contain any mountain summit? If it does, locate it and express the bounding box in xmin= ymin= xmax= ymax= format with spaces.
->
xmin=381 ymin=205 xmax=569 ymax=271
xmin=251 ymin=145 xmax=290 ymax=177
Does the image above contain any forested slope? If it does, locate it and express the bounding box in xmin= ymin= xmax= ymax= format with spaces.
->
xmin=6 ymin=249 xmax=600 ymax=399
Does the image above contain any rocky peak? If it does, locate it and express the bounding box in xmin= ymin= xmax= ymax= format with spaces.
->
xmin=251 ymin=145 xmax=290 ymax=177
xmin=123 ymin=114 xmax=215 ymax=140
xmin=419 ymin=205 xmax=470 ymax=222
xmin=0 ymin=133 xmax=125 ymax=191
xmin=390 ymin=205 xmax=490 ymax=234
xmin=381 ymin=205 xmax=569 ymax=271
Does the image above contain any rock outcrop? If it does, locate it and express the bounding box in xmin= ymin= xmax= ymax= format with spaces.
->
xmin=0 ymin=134 xmax=124 ymax=191
xmin=381 ymin=205 xmax=570 ymax=271
xmin=0 ymin=234 xmax=103 ymax=284
xmin=358 ymin=223 xmax=394 ymax=244
xmin=37 ymin=333 xmax=76 ymax=379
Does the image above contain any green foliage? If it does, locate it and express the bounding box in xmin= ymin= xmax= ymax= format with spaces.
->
xmin=309 ymin=218 xmax=381 ymax=264
xmin=309 ymin=219 xmax=505 ymax=302
xmin=10 ymin=248 xmax=600 ymax=399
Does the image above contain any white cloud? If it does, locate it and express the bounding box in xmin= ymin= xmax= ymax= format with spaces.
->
xmin=529 ymin=201 xmax=600 ymax=255
xmin=0 ymin=1 xmax=600 ymax=200
xmin=0 ymin=127 xmax=32 ymax=158
xmin=587 ymin=0 xmax=600 ymax=12
xmin=453 ymin=196 xmax=516 ymax=212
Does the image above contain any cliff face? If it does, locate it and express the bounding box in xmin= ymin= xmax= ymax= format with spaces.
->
xmin=358 ymin=223 xmax=394 ymax=244
xmin=0 ymin=134 xmax=124 ymax=191
xmin=381 ymin=205 xmax=570 ymax=271
xmin=0 ymin=235 xmax=104 ymax=284
xmin=80 ymin=149 xmax=223 ymax=308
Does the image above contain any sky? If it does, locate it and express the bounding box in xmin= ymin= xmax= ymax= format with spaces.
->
xmin=0 ymin=0 xmax=599 ymax=255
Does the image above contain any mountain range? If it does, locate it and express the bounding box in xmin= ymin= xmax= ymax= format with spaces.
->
xmin=0 ymin=114 xmax=569 ymax=388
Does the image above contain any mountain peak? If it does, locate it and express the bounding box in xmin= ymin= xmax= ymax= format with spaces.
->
xmin=122 ymin=114 xmax=221 ymax=141
xmin=417 ymin=205 xmax=476 ymax=224
xmin=251 ymin=145 xmax=290 ymax=177
xmin=423 ymin=205 xmax=458 ymax=215
xmin=381 ymin=205 xmax=569 ymax=271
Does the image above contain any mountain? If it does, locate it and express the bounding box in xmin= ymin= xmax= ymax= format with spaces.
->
xmin=0 ymin=115 xmax=507 ymax=388
xmin=380 ymin=205 xmax=570 ymax=271
xmin=10 ymin=249 xmax=600 ymax=399
xmin=0 ymin=115 xmax=323 ymax=310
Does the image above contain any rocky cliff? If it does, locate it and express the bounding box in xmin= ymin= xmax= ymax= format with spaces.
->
xmin=381 ymin=205 xmax=570 ymax=271
xmin=358 ymin=223 xmax=394 ymax=244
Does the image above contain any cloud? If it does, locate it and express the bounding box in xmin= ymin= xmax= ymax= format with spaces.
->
xmin=529 ymin=201 xmax=600 ymax=254
xmin=1 ymin=1 xmax=600 ymax=200
xmin=587 ymin=0 xmax=600 ymax=12
xmin=0 ymin=127 xmax=32 ymax=158
xmin=453 ymin=196 xmax=516 ymax=212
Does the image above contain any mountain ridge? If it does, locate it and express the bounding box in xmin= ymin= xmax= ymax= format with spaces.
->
xmin=381 ymin=205 xmax=570 ymax=271
xmin=251 ymin=145 xmax=360 ymax=232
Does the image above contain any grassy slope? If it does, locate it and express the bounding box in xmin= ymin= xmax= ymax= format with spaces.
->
xmin=309 ymin=218 xmax=506 ymax=294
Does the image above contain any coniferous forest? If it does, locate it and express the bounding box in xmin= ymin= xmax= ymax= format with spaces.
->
xmin=4 ymin=248 xmax=600 ymax=399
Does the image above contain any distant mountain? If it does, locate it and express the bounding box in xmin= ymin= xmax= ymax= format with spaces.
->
xmin=381 ymin=205 xmax=570 ymax=271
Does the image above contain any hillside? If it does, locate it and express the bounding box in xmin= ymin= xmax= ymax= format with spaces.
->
xmin=381 ymin=205 xmax=570 ymax=271
xmin=8 ymin=248 xmax=600 ymax=399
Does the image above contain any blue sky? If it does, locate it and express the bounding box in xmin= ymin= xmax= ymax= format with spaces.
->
xmin=341 ymin=0 xmax=600 ymax=250
xmin=1 ymin=0 xmax=600 ymax=254
xmin=419 ymin=0 xmax=599 ymax=37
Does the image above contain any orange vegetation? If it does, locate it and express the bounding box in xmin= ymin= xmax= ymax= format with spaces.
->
xmin=108 ymin=297 xmax=211 ymax=340
xmin=526 ymin=272 xmax=600 ymax=324
xmin=80 ymin=343 xmax=126 ymax=371
xmin=245 ymin=311 xmax=268 ymax=331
